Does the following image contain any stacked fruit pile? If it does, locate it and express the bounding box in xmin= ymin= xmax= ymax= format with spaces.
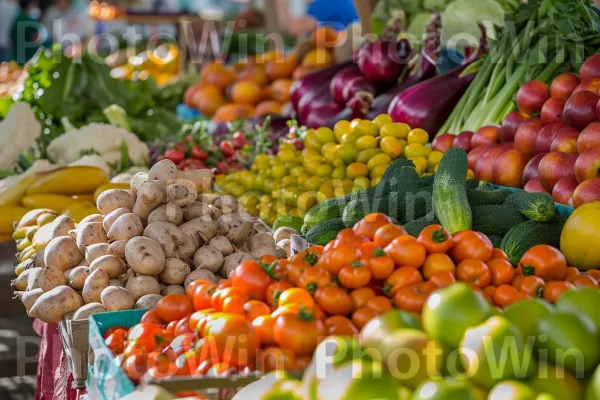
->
xmin=219 ymin=115 xmax=442 ymax=226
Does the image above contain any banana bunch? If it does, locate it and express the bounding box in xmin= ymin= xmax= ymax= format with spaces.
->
xmin=0 ymin=166 xmax=129 ymax=241
xmin=12 ymin=209 xmax=58 ymax=275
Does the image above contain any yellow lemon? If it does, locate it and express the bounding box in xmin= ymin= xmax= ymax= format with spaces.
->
xmin=407 ymin=128 xmax=429 ymax=145
xmin=353 ymin=177 xmax=371 ymax=191
xmin=254 ymin=154 xmax=270 ymax=169
xmin=315 ymin=164 xmax=333 ymax=177
xmin=315 ymin=127 xmax=336 ymax=144
xmin=353 ymin=120 xmax=379 ymax=136
xmin=372 ymin=114 xmax=392 ymax=129
xmin=350 ymin=118 xmax=362 ymax=131
xmin=380 ymin=136 xmax=404 ymax=159
xmin=356 ymin=135 xmax=379 ymax=150
xmin=334 ymin=120 xmax=351 ymax=143
xmin=304 ymin=176 xmax=322 ymax=191
xmin=341 ymin=131 xmax=361 ymax=143
xmin=332 ymin=166 xmax=346 ymax=179
xmin=371 ymin=177 xmax=381 ymax=186
xmin=427 ymin=150 xmax=444 ymax=170
xmin=380 ymin=122 xmax=411 ymax=139
xmin=337 ymin=143 xmax=358 ymax=164
xmin=367 ymin=153 xmax=392 ymax=170
xmin=332 ymin=157 xmax=345 ymax=167
xmin=297 ymin=191 xmax=319 ymax=211
xmin=409 ymin=157 xmax=428 ymax=174
xmin=304 ymin=129 xmax=321 ymax=150
xmin=358 ymin=149 xmax=383 ymax=164
xmin=271 ymin=165 xmax=288 ymax=179
xmin=346 ymin=162 xmax=369 ymax=179
xmin=404 ymin=143 xmax=431 ymax=158
xmin=281 ymin=176 xmax=296 ymax=186
xmin=289 ymin=166 xmax=306 ymax=177
xmin=467 ymin=169 xmax=475 ymax=179
xmin=370 ymin=164 xmax=388 ymax=179
xmin=317 ymin=186 xmax=334 ymax=200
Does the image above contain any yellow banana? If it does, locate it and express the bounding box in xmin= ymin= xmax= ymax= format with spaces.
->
xmin=72 ymin=194 xmax=95 ymax=202
xmin=25 ymin=226 xmax=38 ymax=241
xmin=12 ymin=227 xmax=27 ymax=240
xmin=16 ymin=208 xmax=56 ymax=229
xmin=18 ymin=247 xmax=36 ymax=264
xmin=0 ymin=172 xmax=40 ymax=206
xmin=64 ymin=205 xmax=100 ymax=223
xmin=15 ymin=258 xmax=33 ymax=275
xmin=17 ymin=238 xmax=31 ymax=251
xmin=26 ymin=166 xmax=109 ymax=196
xmin=93 ymin=182 xmax=130 ymax=202
xmin=0 ymin=206 xmax=31 ymax=233
xmin=37 ymin=212 xmax=58 ymax=226
xmin=22 ymin=194 xmax=80 ymax=212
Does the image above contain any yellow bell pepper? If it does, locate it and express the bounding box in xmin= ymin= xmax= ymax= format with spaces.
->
xmin=560 ymin=202 xmax=600 ymax=270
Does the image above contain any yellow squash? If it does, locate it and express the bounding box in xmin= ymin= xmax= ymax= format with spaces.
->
xmin=560 ymin=202 xmax=600 ymax=270
xmin=22 ymin=194 xmax=80 ymax=212
xmin=26 ymin=166 xmax=109 ymax=196
xmin=0 ymin=206 xmax=31 ymax=233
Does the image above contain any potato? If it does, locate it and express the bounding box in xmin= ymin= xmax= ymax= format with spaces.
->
xmin=209 ymin=205 xmax=222 ymax=220
xmin=89 ymin=255 xmax=127 ymax=279
xmin=276 ymin=247 xmax=288 ymax=259
xmin=193 ymin=246 xmax=224 ymax=273
xmin=133 ymin=180 xmax=167 ymax=222
xmin=161 ymin=285 xmax=186 ymax=296
xmin=82 ymin=269 xmax=110 ymax=304
xmin=277 ymin=239 xmax=291 ymax=258
xmin=79 ymin=259 xmax=89 ymax=267
xmin=218 ymin=213 xmax=253 ymax=246
xmin=148 ymin=204 xmax=184 ymax=226
xmin=184 ymin=269 xmax=218 ymax=288
xmin=108 ymin=240 xmax=127 ymax=259
xmin=73 ymin=303 xmax=107 ymax=320
xmin=107 ymin=213 xmax=144 ymax=241
xmin=33 ymin=248 xmax=46 ymax=268
xmin=197 ymin=193 xmax=221 ymax=205
xmin=97 ymin=189 xmax=135 ymax=215
xmin=12 ymin=267 xmax=39 ymax=290
xmin=28 ymin=267 xmax=68 ymax=291
xmin=214 ymin=195 xmax=237 ymax=215
xmin=135 ymin=294 xmax=163 ymax=309
xmin=183 ymin=202 xmax=212 ymax=222
xmin=109 ymin=279 xmax=125 ymax=287
xmin=130 ymin=172 xmax=149 ymax=192
xmin=159 ymin=258 xmax=190 ymax=285
xmin=220 ymin=252 xmax=254 ymax=278
xmin=68 ymin=266 xmax=90 ymax=290
xmin=143 ymin=222 xmax=196 ymax=259
xmin=29 ymin=286 xmax=83 ymax=323
xmin=67 ymin=229 xmax=77 ymax=239
xmin=44 ymin=236 xmax=83 ymax=272
xmin=80 ymin=214 xmax=103 ymax=225
xmin=167 ymin=183 xmax=196 ymax=207
xmin=253 ymin=223 xmax=268 ymax=235
xmin=125 ymin=237 xmax=166 ymax=275
xmin=126 ymin=275 xmax=161 ymax=300
xmin=180 ymin=216 xmax=219 ymax=245
xmin=101 ymin=286 xmax=135 ymax=311
xmin=85 ymin=243 xmax=110 ymax=265
xmin=208 ymin=236 xmax=234 ymax=256
xmin=51 ymin=216 xmax=75 ymax=239
xmin=247 ymin=232 xmax=277 ymax=259
xmin=76 ymin=222 xmax=108 ymax=254
xmin=148 ymin=159 xmax=177 ymax=181
xmin=102 ymin=207 xmax=131 ymax=232
xmin=15 ymin=288 xmax=44 ymax=314
xmin=273 ymin=227 xmax=295 ymax=243
xmin=64 ymin=268 xmax=74 ymax=280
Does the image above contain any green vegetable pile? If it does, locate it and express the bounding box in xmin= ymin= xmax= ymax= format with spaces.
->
xmin=439 ymin=0 xmax=600 ymax=135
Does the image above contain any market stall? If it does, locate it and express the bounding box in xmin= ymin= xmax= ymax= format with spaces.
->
xmin=1 ymin=0 xmax=600 ymax=398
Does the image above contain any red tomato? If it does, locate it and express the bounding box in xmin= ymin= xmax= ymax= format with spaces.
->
xmin=163 ymin=148 xmax=185 ymax=164
xmin=128 ymin=323 xmax=164 ymax=352
xmin=191 ymin=145 xmax=209 ymax=160
xmin=174 ymin=316 xmax=193 ymax=336
xmin=155 ymin=294 xmax=193 ymax=323
xmin=104 ymin=326 xmax=128 ymax=339
xmin=162 ymin=332 xmax=198 ymax=360
xmin=105 ymin=328 xmax=127 ymax=355
xmin=140 ymin=310 xmax=164 ymax=325
xmin=202 ymin=314 xmax=259 ymax=367
xmin=231 ymin=260 xmax=274 ymax=301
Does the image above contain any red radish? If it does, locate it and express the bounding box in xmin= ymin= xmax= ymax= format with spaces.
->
xmin=550 ymin=127 xmax=579 ymax=154
xmin=541 ymin=97 xmax=567 ymax=125
xmin=516 ymin=80 xmax=550 ymax=114
xmin=514 ymin=118 xmax=543 ymax=156
xmin=550 ymin=73 xmax=580 ymax=99
xmin=572 ymin=79 xmax=600 ymax=95
xmin=499 ymin=112 xmax=530 ymax=143
xmin=358 ymin=38 xmax=410 ymax=83
xmin=471 ymin=125 xmax=500 ymax=148
xmin=563 ymin=91 xmax=600 ymax=130
xmin=552 ymin=176 xmax=579 ymax=205
xmin=533 ymin=122 xmax=565 ymax=155
xmin=522 ymin=153 xmax=547 ymax=187
xmin=579 ymin=54 xmax=600 ymax=83
xmin=524 ymin=178 xmax=549 ymax=194
xmin=453 ymin=131 xmax=474 ymax=152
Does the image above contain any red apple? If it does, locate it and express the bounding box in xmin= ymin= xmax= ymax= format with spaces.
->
xmin=533 ymin=122 xmax=565 ymax=155
xmin=573 ymin=178 xmax=600 ymax=207
xmin=453 ymin=131 xmax=474 ymax=153
xmin=580 ymin=54 xmax=600 ymax=83
xmin=577 ymin=121 xmax=600 ymax=153
xmin=492 ymin=149 xmax=530 ymax=188
xmin=475 ymin=144 xmax=512 ymax=182
xmin=432 ymin=133 xmax=455 ymax=153
xmin=514 ymin=118 xmax=543 ymax=156
xmin=550 ymin=72 xmax=580 ymax=99
xmin=500 ymin=112 xmax=530 ymax=143
xmin=550 ymin=127 xmax=580 ymax=154
xmin=572 ymin=79 xmax=600 ymax=95
xmin=552 ymin=176 xmax=579 ymax=205
xmin=563 ymin=91 xmax=600 ymax=130
xmin=538 ymin=152 xmax=578 ymax=192
xmin=517 ymin=80 xmax=550 ymax=114
xmin=522 ymin=153 xmax=547 ymax=187
xmin=574 ymin=147 xmax=600 ymax=183
xmin=524 ymin=178 xmax=549 ymax=194
xmin=471 ymin=125 xmax=500 ymax=148
xmin=541 ymin=97 xmax=567 ymax=125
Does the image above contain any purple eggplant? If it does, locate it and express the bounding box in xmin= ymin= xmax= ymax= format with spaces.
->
xmin=290 ymin=61 xmax=353 ymax=110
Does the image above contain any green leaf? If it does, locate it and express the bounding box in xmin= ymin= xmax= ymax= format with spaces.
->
xmin=120 ymin=141 xmax=131 ymax=171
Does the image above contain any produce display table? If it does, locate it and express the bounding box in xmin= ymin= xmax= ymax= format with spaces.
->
xmin=33 ymin=320 xmax=85 ymax=400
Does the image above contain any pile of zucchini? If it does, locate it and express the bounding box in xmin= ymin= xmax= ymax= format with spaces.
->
xmin=301 ymin=148 xmax=567 ymax=266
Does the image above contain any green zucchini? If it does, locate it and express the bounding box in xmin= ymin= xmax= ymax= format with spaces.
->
xmin=471 ymin=205 xmax=527 ymax=236
xmin=403 ymin=212 xmax=439 ymax=237
xmin=305 ymin=218 xmax=346 ymax=245
xmin=503 ymin=191 xmax=556 ymax=222
xmin=487 ymin=235 xmax=504 ymax=249
xmin=432 ymin=148 xmax=472 ymax=234
xmin=501 ymin=219 xmax=565 ymax=266
xmin=303 ymin=193 xmax=353 ymax=229
xmin=467 ymin=188 xmax=512 ymax=206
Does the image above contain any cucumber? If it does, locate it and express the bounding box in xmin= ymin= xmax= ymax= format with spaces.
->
xmin=471 ymin=205 xmax=527 ymax=236
xmin=432 ymin=148 xmax=472 ymax=234
xmin=403 ymin=212 xmax=439 ymax=237
xmin=303 ymin=193 xmax=353 ymax=229
xmin=467 ymin=188 xmax=512 ymax=206
xmin=503 ymin=191 xmax=556 ymax=222
xmin=273 ymin=216 xmax=304 ymax=232
xmin=501 ymin=219 xmax=565 ymax=266
xmin=305 ymin=218 xmax=346 ymax=245
xmin=487 ymin=235 xmax=504 ymax=249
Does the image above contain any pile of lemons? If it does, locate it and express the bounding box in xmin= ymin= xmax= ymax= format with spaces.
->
xmin=216 ymin=115 xmax=443 ymax=226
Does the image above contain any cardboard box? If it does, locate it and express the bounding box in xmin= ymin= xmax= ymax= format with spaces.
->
xmin=59 ymin=318 xmax=91 ymax=389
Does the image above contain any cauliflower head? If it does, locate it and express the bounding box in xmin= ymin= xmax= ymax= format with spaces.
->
xmin=0 ymin=103 xmax=41 ymax=170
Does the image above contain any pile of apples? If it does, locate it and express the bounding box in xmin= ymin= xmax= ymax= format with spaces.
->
xmin=434 ymin=54 xmax=600 ymax=207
